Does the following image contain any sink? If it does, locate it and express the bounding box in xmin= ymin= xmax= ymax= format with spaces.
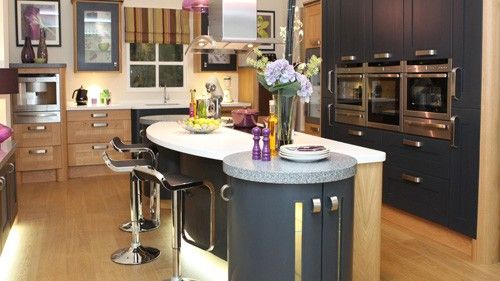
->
xmin=145 ymin=103 xmax=180 ymax=106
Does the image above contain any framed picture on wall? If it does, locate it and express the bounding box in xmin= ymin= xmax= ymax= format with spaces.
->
xmin=15 ymin=0 xmax=61 ymax=46
xmin=257 ymin=10 xmax=275 ymax=52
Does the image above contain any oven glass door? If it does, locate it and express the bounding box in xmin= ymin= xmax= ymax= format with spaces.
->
xmin=335 ymin=74 xmax=364 ymax=111
xmin=366 ymin=74 xmax=401 ymax=130
xmin=405 ymin=73 xmax=449 ymax=119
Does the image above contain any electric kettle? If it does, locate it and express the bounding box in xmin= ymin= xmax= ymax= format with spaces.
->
xmin=72 ymin=86 xmax=88 ymax=106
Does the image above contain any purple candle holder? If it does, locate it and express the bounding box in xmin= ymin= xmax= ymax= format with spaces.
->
xmin=261 ymin=128 xmax=271 ymax=161
xmin=251 ymin=127 xmax=262 ymax=160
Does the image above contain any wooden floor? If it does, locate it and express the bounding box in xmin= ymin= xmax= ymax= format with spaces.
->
xmin=1 ymin=175 xmax=500 ymax=281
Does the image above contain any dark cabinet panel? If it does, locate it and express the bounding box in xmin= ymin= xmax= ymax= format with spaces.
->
xmin=333 ymin=123 xmax=383 ymax=150
xmin=404 ymin=0 xmax=453 ymax=60
xmin=449 ymin=108 xmax=480 ymax=238
xmin=321 ymin=98 xmax=335 ymax=139
xmin=336 ymin=0 xmax=365 ymax=64
xmin=366 ymin=0 xmax=404 ymax=62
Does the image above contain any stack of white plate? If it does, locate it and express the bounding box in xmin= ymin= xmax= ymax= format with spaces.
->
xmin=279 ymin=145 xmax=330 ymax=162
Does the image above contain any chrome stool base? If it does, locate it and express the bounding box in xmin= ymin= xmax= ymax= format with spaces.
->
xmin=120 ymin=219 xmax=160 ymax=233
xmin=111 ymin=245 xmax=160 ymax=265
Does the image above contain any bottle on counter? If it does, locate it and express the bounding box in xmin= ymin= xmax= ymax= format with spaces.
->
xmin=268 ymin=99 xmax=278 ymax=156
xmin=189 ymin=89 xmax=197 ymax=118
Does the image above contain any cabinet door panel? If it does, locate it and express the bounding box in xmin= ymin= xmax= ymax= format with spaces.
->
xmin=404 ymin=0 xmax=452 ymax=60
xmin=366 ymin=0 xmax=404 ymax=62
xmin=449 ymin=108 xmax=480 ymax=238
xmin=0 ymin=164 xmax=8 ymax=248
xmin=338 ymin=0 xmax=365 ymax=64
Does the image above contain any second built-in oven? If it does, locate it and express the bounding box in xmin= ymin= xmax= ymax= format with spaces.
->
xmin=403 ymin=60 xmax=459 ymax=140
xmin=334 ymin=66 xmax=366 ymax=126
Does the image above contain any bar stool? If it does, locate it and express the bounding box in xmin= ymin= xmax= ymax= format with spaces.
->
xmin=133 ymin=165 xmax=203 ymax=280
xmin=102 ymin=152 xmax=161 ymax=265
xmin=110 ymin=137 xmax=161 ymax=232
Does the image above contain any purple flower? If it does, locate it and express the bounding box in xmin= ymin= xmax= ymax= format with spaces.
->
xmin=296 ymin=73 xmax=313 ymax=103
xmin=264 ymin=59 xmax=296 ymax=86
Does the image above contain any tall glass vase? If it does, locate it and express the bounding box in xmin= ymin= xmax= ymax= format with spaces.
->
xmin=274 ymin=89 xmax=298 ymax=147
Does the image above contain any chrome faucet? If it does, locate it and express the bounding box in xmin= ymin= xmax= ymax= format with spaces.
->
xmin=163 ymin=85 xmax=170 ymax=103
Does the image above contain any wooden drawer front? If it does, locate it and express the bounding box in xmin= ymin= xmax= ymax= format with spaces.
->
xmin=382 ymin=133 xmax=450 ymax=179
xmin=383 ymin=165 xmax=449 ymax=226
xmin=67 ymin=110 xmax=131 ymax=122
xmin=16 ymin=146 xmax=62 ymax=171
xmin=68 ymin=143 xmax=129 ymax=166
xmin=67 ymin=120 xmax=131 ymax=144
xmin=333 ymin=123 xmax=382 ymax=150
xmin=13 ymin=123 xmax=61 ymax=147
xmin=304 ymin=123 xmax=321 ymax=136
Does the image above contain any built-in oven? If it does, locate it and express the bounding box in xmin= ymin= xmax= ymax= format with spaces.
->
xmin=403 ymin=60 xmax=459 ymax=140
xmin=12 ymin=74 xmax=61 ymax=124
xmin=334 ymin=66 xmax=366 ymax=126
xmin=365 ymin=63 xmax=403 ymax=131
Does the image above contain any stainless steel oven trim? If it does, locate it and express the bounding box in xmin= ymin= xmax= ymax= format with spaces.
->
xmin=406 ymin=73 xmax=448 ymax=78
xmin=13 ymin=74 xmax=61 ymax=113
xmin=13 ymin=111 xmax=61 ymax=124
xmin=365 ymin=61 xmax=404 ymax=74
xmin=402 ymin=73 xmax=453 ymax=121
xmin=406 ymin=59 xmax=453 ymax=73
xmin=365 ymin=72 xmax=404 ymax=132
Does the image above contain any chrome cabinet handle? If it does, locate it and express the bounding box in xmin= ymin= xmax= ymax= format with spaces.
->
xmin=91 ymin=113 xmax=108 ymax=118
xmin=327 ymin=70 xmax=334 ymax=94
xmin=374 ymin=52 xmax=392 ymax=59
xmin=405 ymin=120 xmax=448 ymax=130
xmin=28 ymin=125 xmax=47 ymax=131
xmin=92 ymin=122 xmax=109 ymax=128
xmin=329 ymin=196 xmax=339 ymax=212
xmin=341 ymin=55 xmax=356 ymax=62
xmin=220 ymin=184 xmax=232 ymax=202
xmin=402 ymin=173 xmax=423 ymax=184
xmin=403 ymin=139 xmax=423 ymax=148
xmin=7 ymin=163 xmax=15 ymax=174
xmin=415 ymin=49 xmax=438 ymax=57
xmin=450 ymin=115 xmax=459 ymax=148
xmin=338 ymin=112 xmax=364 ymax=118
xmin=310 ymin=39 xmax=321 ymax=46
xmin=0 ymin=176 xmax=5 ymax=191
xmin=348 ymin=129 xmax=364 ymax=137
xmin=17 ymin=113 xmax=58 ymax=117
xmin=29 ymin=149 xmax=48 ymax=155
xmin=92 ymin=145 xmax=108 ymax=150
xmin=312 ymin=198 xmax=322 ymax=213
xmin=450 ymin=67 xmax=462 ymax=101
xmin=328 ymin=104 xmax=334 ymax=126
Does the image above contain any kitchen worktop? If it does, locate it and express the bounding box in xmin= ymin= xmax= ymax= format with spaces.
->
xmin=9 ymin=63 xmax=67 ymax=69
xmin=0 ymin=139 xmax=16 ymax=168
xmin=146 ymin=122 xmax=386 ymax=164
xmin=66 ymin=101 xmax=251 ymax=111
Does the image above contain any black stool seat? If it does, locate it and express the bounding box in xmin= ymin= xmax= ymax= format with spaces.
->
xmin=133 ymin=166 xmax=203 ymax=191
xmin=111 ymin=137 xmax=153 ymax=153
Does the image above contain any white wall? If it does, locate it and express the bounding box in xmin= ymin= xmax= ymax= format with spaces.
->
xmin=1 ymin=0 xmax=11 ymax=125
xmin=8 ymin=0 xmax=289 ymax=105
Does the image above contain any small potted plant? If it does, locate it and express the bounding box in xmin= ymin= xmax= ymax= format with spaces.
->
xmin=100 ymin=89 xmax=111 ymax=105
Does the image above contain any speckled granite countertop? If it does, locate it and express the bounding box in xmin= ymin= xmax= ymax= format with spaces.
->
xmin=223 ymin=151 xmax=357 ymax=184
xmin=0 ymin=139 xmax=16 ymax=168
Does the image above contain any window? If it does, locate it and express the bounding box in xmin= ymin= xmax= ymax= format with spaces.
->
xmin=127 ymin=43 xmax=186 ymax=90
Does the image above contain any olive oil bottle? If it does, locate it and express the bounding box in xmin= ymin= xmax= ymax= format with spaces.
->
xmin=268 ymin=100 xmax=278 ymax=156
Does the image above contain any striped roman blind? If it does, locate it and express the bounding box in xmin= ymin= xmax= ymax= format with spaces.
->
xmin=124 ymin=7 xmax=191 ymax=44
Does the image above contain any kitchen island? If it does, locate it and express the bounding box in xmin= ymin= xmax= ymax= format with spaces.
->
xmin=147 ymin=122 xmax=386 ymax=281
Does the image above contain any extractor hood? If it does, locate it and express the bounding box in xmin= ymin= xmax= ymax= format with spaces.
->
xmin=185 ymin=0 xmax=282 ymax=54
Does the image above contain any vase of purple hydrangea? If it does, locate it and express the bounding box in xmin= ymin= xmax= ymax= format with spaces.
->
xmin=248 ymin=49 xmax=321 ymax=146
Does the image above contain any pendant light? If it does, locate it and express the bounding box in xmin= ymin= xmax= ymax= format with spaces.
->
xmin=182 ymin=0 xmax=209 ymax=13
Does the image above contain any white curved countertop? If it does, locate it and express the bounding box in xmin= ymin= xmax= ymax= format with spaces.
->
xmin=147 ymin=122 xmax=386 ymax=164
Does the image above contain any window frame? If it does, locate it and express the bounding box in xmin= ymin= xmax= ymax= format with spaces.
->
xmin=126 ymin=43 xmax=188 ymax=92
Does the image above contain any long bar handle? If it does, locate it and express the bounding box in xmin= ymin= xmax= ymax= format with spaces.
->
xmin=92 ymin=122 xmax=109 ymax=128
xmin=403 ymin=139 xmax=423 ymax=148
xmin=450 ymin=67 xmax=462 ymax=101
xmin=450 ymin=115 xmax=459 ymax=148
xmin=92 ymin=145 xmax=109 ymax=150
xmin=402 ymin=173 xmax=423 ymax=184
xmin=405 ymin=120 xmax=448 ymax=130
xmin=29 ymin=149 xmax=48 ymax=155
xmin=338 ymin=112 xmax=364 ymax=118
xmin=328 ymin=104 xmax=334 ymax=126
xmin=28 ymin=125 xmax=47 ymax=131
xmin=348 ymin=129 xmax=364 ymax=137
xmin=91 ymin=113 xmax=108 ymax=118
xmin=16 ymin=113 xmax=58 ymax=118
xmin=374 ymin=52 xmax=392 ymax=59
xmin=341 ymin=55 xmax=357 ymax=62
xmin=415 ymin=49 xmax=438 ymax=57
xmin=312 ymin=198 xmax=322 ymax=213
xmin=327 ymin=70 xmax=334 ymax=94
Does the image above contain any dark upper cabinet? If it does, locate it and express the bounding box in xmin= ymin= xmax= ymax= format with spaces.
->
xmin=366 ymin=0 xmax=404 ymax=62
xmin=336 ymin=0 xmax=365 ymax=64
xmin=404 ymin=0 xmax=453 ymax=60
xmin=449 ymin=108 xmax=480 ymax=238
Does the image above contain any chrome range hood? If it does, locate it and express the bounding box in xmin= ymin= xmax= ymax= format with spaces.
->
xmin=185 ymin=0 xmax=281 ymax=54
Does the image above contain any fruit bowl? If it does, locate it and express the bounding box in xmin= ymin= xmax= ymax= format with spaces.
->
xmin=179 ymin=117 xmax=221 ymax=134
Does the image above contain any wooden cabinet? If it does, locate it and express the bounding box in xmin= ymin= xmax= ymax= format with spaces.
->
xmin=67 ymin=109 xmax=131 ymax=178
xmin=303 ymin=1 xmax=322 ymax=49
xmin=336 ymin=0 xmax=365 ymax=64
xmin=404 ymin=0 xmax=453 ymax=60
xmin=13 ymin=123 xmax=61 ymax=147
xmin=366 ymin=0 xmax=404 ymax=62
xmin=0 ymin=154 xmax=17 ymax=252
xmin=16 ymin=147 xmax=62 ymax=172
